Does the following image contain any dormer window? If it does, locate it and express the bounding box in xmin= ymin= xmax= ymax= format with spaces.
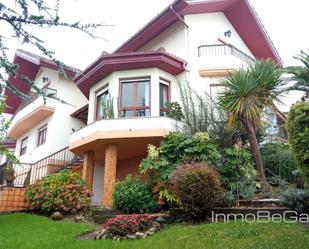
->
xmin=120 ymin=78 xmax=150 ymax=117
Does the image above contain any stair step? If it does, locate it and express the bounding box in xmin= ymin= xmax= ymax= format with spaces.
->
xmin=238 ymin=199 xmax=281 ymax=207
xmin=93 ymin=214 xmax=119 ymax=224
xmin=92 ymin=208 xmax=122 ymax=216
xmin=91 ymin=208 xmax=123 ymax=224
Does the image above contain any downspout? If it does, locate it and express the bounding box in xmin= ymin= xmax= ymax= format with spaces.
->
xmin=169 ymin=6 xmax=188 ymax=28
xmin=169 ymin=5 xmax=190 ymax=87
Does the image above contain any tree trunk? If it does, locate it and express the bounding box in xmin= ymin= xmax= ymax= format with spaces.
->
xmin=243 ymin=119 xmax=268 ymax=187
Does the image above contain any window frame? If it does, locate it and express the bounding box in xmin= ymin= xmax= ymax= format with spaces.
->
xmin=20 ymin=136 xmax=28 ymax=156
xmin=119 ymin=77 xmax=151 ymax=117
xmin=37 ymin=124 xmax=48 ymax=147
xmin=95 ymin=86 xmax=109 ymax=120
xmin=209 ymin=83 xmax=225 ymax=101
xmin=159 ymin=78 xmax=170 ymax=116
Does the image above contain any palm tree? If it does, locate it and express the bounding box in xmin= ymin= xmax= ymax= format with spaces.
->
xmin=286 ymin=50 xmax=309 ymax=101
xmin=219 ymin=60 xmax=284 ymax=185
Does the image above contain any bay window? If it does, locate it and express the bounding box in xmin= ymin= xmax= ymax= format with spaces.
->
xmin=120 ymin=78 xmax=150 ymax=117
xmin=159 ymin=79 xmax=170 ymax=116
xmin=96 ymin=87 xmax=109 ymax=120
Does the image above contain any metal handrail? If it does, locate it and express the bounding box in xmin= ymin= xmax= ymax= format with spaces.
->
xmin=1 ymin=146 xmax=78 ymax=188
xmin=198 ymin=44 xmax=256 ymax=65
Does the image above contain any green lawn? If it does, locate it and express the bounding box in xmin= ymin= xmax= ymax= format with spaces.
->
xmin=0 ymin=213 xmax=309 ymax=249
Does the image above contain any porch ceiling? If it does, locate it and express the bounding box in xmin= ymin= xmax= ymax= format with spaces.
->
xmin=70 ymin=135 xmax=163 ymax=161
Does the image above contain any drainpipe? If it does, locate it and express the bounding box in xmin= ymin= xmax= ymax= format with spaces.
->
xmin=169 ymin=6 xmax=190 ymax=85
xmin=169 ymin=6 xmax=188 ymax=28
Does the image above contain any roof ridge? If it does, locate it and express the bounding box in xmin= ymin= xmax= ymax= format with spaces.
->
xmin=15 ymin=48 xmax=81 ymax=73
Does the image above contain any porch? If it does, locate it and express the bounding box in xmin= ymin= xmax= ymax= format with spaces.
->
xmin=69 ymin=116 xmax=179 ymax=207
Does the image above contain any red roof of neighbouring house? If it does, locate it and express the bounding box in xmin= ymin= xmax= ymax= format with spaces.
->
xmin=115 ymin=0 xmax=282 ymax=65
xmin=4 ymin=49 xmax=80 ymax=114
xmin=75 ymin=50 xmax=187 ymax=97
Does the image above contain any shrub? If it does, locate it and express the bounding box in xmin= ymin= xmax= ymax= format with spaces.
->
xmin=26 ymin=170 xmax=91 ymax=214
xmin=178 ymin=81 xmax=266 ymax=146
xmin=217 ymin=191 xmax=235 ymax=207
xmin=219 ymin=144 xmax=257 ymax=198
xmin=220 ymin=144 xmax=256 ymax=188
xmin=171 ymin=162 xmax=221 ymax=220
xmin=286 ymin=102 xmax=309 ymax=182
xmin=165 ymin=102 xmax=184 ymax=121
xmin=113 ymin=175 xmax=158 ymax=214
xmin=261 ymin=142 xmax=297 ymax=181
xmin=103 ymin=214 xmax=157 ymax=238
xmin=280 ymin=188 xmax=309 ymax=213
xmin=140 ymin=132 xmax=220 ymax=207
xmin=140 ymin=132 xmax=221 ymax=183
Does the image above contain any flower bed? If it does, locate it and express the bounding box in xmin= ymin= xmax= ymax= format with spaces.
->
xmin=94 ymin=214 xmax=161 ymax=240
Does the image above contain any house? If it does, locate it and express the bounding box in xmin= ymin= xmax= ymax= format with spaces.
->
xmin=68 ymin=0 xmax=282 ymax=207
xmin=2 ymin=49 xmax=88 ymax=186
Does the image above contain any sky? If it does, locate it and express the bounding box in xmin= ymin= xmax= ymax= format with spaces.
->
xmin=1 ymin=0 xmax=309 ymax=71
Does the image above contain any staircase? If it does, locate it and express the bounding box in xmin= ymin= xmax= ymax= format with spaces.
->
xmin=0 ymin=147 xmax=83 ymax=188
xmin=0 ymin=147 xmax=83 ymax=212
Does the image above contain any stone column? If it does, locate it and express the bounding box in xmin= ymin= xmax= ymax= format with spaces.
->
xmin=102 ymin=144 xmax=117 ymax=208
xmin=82 ymin=151 xmax=94 ymax=191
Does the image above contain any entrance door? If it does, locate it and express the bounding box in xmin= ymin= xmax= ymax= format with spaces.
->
xmin=91 ymin=162 xmax=104 ymax=206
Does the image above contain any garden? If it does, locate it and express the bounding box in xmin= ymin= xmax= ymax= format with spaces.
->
xmin=1 ymin=55 xmax=309 ymax=248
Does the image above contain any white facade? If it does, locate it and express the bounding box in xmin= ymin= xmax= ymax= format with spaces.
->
xmin=9 ymin=67 xmax=88 ymax=164
xmin=141 ymin=12 xmax=255 ymax=96
xmin=84 ymin=11 xmax=255 ymax=127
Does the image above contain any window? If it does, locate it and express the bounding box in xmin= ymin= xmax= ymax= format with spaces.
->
xmin=210 ymin=84 xmax=225 ymax=120
xmin=210 ymin=84 xmax=225 ymax=103
xmin=96 ymin=87 xmax=109 ymax=120
xmin=37 ymin=124 xmax=47 ymax=146
xmin=20 ymin=137 xmax=28 ymax=156
xmin=159 ymin=79 xmax=170 ymax=116
xmin=120 ymin=78 xmax=150 ymax=117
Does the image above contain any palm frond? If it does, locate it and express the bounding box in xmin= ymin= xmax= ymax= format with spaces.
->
xmin=219 ymin=60 xmax=284 ymax=129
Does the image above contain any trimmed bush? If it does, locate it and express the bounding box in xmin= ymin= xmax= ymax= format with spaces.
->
xmin=103 ymin=214 xmax=157 ymax=239
xmin=261 ymin=142 xmax=297 ymax=181
xmin=113 ymin=175 xmax=158 ymax=214
xmin=26 ymin=170 xmax=92 ymax=214
xmin=171 ymin=162 xmax=221 ymax=220
xmin=286 ymin=102 xmax=309 ymax=182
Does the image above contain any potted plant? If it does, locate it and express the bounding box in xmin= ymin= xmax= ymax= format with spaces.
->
xmin=3 ymin=164 xmax=15 ymax=186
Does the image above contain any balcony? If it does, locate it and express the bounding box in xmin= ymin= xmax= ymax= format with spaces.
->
xmin=7 ymin=90 xmax=57 ymax=139
xmin=197 ymin=44 xmax=255 ymax=77
xmin=69 ymin=116 xmax=180 ymax=159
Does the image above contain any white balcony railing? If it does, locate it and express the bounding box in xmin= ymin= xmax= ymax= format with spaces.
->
xmin=197 ymin=44 xmax=255 ymax=73
xmin=198 ymin=44 xmax=255 ymax=64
